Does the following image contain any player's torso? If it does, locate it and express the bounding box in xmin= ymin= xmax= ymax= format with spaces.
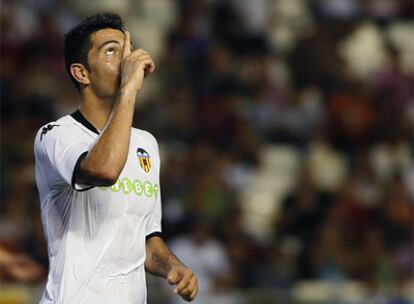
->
xmin=36 ymin=116 xmax=158 ymax=303
xmin=68 ymin=130 xmax=159 ymax=271
xmin=51 ymin=130 xmax=158 ymax=303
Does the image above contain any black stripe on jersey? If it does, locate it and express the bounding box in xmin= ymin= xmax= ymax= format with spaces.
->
xmin=71 ymin=110 xmax=100 ymax=135
xmin=146 ymin=232 xmax=163 ymax=241
xmin=71 ymin=151 xmax=94 ymax=192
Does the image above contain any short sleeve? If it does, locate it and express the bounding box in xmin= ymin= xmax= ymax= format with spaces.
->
xmin=35 ymin=122 xmax=92 ymax=191
xmin=145 ymin=193 xmax=162 ymax=239
xmin=145 ymin=134 xmax=162 ymax=238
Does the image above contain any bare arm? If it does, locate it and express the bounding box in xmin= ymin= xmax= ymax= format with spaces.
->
xmin=76 ymin=89 xmax=137 ymax=186
xmin=145 ymin=236 xmax=198 ymax=302
xmin=145 ymin=236 xmax=183 ymax=277
xmin=75 ymin=31 xmax=155 ymax=186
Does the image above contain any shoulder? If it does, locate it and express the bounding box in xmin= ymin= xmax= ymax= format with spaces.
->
xmin=34 ymin=115 xmax=82 ymax=150
xmin=132 ymin=128 xmax=159 ymax=149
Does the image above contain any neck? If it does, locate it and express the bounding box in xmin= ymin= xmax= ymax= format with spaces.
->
xmin=78 ymin=89 xmax=115 ymax=131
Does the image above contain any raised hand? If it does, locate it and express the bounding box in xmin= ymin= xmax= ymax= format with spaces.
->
xmin=120 ymin=31 xmax=155 ymax=94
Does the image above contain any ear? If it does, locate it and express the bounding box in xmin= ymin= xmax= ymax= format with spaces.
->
xmin=70 ymin=63 xmax=90 ymax=87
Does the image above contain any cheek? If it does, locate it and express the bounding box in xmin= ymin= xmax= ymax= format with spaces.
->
xmin=99 ymin=56 xmax=118 ymax=74
xmin=93 ymin=60 xmax=120 ymax=87
xmin=104 ymin=61 xmax=120 ymax=80
xmin=106 ymin=57 xmax=122 ymax=83
xmin=88 ymin=53 xmax=122 ymax=95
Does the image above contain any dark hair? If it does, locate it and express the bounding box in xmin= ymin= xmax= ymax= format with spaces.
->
xmin=64 ymin=13 xmax=124 ymax=91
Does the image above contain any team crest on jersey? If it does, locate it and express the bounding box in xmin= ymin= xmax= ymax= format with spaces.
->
xmin=137 ymin=148 xmax=151 ymax=173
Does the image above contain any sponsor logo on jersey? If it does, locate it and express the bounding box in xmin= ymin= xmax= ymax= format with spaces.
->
xmin=100 ymin=177 xmax=159 ymax=199
xmin=137 ymin=148 xmax=151 ymax=173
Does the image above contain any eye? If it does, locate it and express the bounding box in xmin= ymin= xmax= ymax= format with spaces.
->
xmin=105 ymin=48 xmax=115 ymax=56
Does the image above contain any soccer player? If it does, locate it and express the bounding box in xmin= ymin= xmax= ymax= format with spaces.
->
xmin=34 ymin=13 xmax=198 ymax=303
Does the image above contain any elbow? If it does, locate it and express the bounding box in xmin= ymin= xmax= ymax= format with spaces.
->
xmin=96 ymin=170 xmax=120 ymax=186
xmin=80 ymin=163 xmax=121 ymax=187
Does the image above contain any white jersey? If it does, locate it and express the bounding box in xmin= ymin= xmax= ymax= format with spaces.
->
xmin=34 ymin=110 xmax=162 ymax=304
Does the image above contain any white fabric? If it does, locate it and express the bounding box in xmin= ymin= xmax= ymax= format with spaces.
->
xmin=34 ymin=114 xmax=162 ymax=304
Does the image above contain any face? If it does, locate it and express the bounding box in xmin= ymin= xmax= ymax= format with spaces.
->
xmin=86 ymin=28 xmax=127 ymax=99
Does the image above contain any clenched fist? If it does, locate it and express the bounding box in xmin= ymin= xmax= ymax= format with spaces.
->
xmin=120 ymin=31 xmax=155 ymax=94
xmin=167 ymin=266 xmax=199 ymax=302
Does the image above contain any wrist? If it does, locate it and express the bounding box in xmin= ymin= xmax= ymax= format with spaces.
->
xmin=118 ymin=87 xmax=138 ymax=103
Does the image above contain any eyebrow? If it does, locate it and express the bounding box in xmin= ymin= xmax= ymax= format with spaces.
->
xmin=98 ymin=40 xmax=121 ymax=51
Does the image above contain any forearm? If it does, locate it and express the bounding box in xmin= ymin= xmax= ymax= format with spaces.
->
xmin=78 ymin=90 xmax=137 ymax=185
xmin=145 ymin=236 xmax=184 ymax=278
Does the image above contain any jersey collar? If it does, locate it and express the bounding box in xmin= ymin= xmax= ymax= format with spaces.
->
xmin=71 ymin=110 xmax=100 ymax=135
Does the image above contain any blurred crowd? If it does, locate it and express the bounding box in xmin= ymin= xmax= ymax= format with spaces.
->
xmin=1 ymin=0 xmax=413 ymax=303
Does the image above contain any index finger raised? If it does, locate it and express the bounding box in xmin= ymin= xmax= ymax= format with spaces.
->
xmin=122 ymin=31 xmax=131 ymax=58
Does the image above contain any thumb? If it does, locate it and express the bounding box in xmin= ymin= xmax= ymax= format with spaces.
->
xmin=167 ymin=268 xmax=181 ymax=285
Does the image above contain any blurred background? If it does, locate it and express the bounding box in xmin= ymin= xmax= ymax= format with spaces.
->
xmin=0 ymin=0 xmax=413 ymax=303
